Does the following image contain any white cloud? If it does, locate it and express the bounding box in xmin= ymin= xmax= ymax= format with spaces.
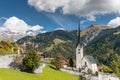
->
xmin=0 ymin=16 xmax=46 ymax=34
xmin=30 ymin=25 xmax=47 ymax=33
xmin=28 ymin=0 xmax=69 ymax=13
xmin=54 ymin=27 xmax=65 ymax=31
xmin=28 ymin=0 xmax=120 ymax=21
xmin=107 ymin=17 xmax=120 ymax=28
xmin=30 ymin=25 xmax=43 ymax=31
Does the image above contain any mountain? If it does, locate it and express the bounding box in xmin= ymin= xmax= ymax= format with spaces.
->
xmin=84 ymin=26 xmax=120 ymax=63
xmin=0 ymin=30 xmax=36 ymax=42
xmin=84 ymin=26 xmax=120 ymax=76
xmin=81 ymin=24 xmax=110 ymax=37
xmin=17 ymin=24 xmax=110 ymax=58
xmin=17 ymin=24 xmax=120 ymax=76
xmin=17 ymin=30 xmax=77 ymax=58
xmin=80 ymin=24 xmax=111 ymax=44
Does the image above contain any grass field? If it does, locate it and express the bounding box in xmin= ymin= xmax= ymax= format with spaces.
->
xmin=0 ymin=65 xmax=78 ymax=80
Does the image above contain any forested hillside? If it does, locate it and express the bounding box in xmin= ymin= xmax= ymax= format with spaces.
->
xmin=17 ymin=25 xmax=109 ymax=58
xmin=85 ymin=28 xmax=120 ymax=76
xmin=16 ymin=25 xmax=120 ymax=76
xmin=17 ymin=30 xmax=77 ymax=58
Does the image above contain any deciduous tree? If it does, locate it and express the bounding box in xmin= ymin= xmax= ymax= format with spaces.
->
xmin=14 ymin=43 xmax=19 ymax=52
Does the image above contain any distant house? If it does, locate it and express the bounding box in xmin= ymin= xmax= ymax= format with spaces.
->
xmin=19 ymin=42 xmax=32 ymax=54
xmin=97 ymin=66 xmax=103 ymax=71
xmin=19 ymin=42 xmax=28 ymax=54
xmin=37 ymin=52 xmax=49 ymax=61
xmin=61 ymin=60 xmax=68 ymax=68
xmin=37 ymin=52 xmax=44 ymax=61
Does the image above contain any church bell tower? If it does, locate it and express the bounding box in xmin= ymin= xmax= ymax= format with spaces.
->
xmin=76 ymin=20 xmax=83 ymax=69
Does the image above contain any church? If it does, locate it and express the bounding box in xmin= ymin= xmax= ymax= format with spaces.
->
xmin=76 ymin=22 xmax=98 ymax=74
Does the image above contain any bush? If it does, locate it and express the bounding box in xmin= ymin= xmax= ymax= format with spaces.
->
xmin=95 ymin=71 xmax=98 ymax=76
xmin=22 ymin=50 xmax=40 ymax=73
xmin=69 ymin=57 xmax=74 ymax=69
xmin=50 ymin=58 xmax=55 ymax=65
xmin=102 ymin=65 xmax=113 ymax=73
xmin=87 ymin=69 xmax=92 ymax=74
xmin=79 ymin=75 xmax=88 ymax=80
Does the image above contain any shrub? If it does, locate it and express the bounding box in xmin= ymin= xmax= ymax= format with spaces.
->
xmin=87 ymin=69 xmax=93 ymax=74
xmin=22 ymin=50 xmax=40 ymax=73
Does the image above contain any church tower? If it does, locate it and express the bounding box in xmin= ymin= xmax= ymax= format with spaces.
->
xmin=76 ymin=20 xmax=83 ymax=69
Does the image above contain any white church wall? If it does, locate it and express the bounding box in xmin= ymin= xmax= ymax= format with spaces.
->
xmin=82 ymin=57 xmax=98 ymax=74
xmin=92 ymin=64 xmax=98 ymax=73
xmin=76 ymin=45 xmax=83 ymax=69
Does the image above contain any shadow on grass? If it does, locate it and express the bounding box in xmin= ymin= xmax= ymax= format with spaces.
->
xmin=49 ymin=65 xmax=60 ymax=71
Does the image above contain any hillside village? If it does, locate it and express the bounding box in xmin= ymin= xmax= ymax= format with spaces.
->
xmin=0 ymin=23 xmax=120 ymax=80
xmin=1 ymin=0 xmax=120 ymax=80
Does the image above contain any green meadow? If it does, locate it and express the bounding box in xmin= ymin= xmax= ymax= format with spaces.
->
xmin=0 ymin=65 xmax=78 ymax=80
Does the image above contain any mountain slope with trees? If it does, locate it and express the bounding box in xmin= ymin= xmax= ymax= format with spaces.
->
xmin=17 ymin=24 xmax=120 ymax=76
xmin=17 ymin=24 xmax=110 ymax=58
xmin=84 ymin=26 xmax=120 ymax=76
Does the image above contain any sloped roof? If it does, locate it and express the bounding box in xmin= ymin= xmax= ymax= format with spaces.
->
xmin=84 ymin=56 xmax=97 ymax=64
xmin=76 ymin=43 xmax=83 ymax=48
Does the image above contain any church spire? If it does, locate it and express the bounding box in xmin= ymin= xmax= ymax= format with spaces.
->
xmin=76 ymin=19 xmax=80 ymax=47
xmin=78 ymin=19 xmax=80 ymax=44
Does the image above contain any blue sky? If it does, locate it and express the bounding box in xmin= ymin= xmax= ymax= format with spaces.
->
xmin=0 ymin=0 xmax=120 ymax=33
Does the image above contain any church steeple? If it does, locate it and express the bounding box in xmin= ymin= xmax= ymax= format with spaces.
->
xmin=76 ymin=18 xmax=84 ymax=69
xmin=78 ymin=19 xmax=80 ymax=44
xmin=76 ymin=19 xmax=80 ymax=47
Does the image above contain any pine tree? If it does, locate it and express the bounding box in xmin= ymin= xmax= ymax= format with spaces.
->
xmin=55 ymin=53 xmax=63 ymax=70
xmin=69 ymin=57 xmax=74 ymax=69
xmin=22 ymin=50 xmax=40 ymax=73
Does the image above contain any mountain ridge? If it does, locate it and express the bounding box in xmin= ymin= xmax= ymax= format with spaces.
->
xmin=16 ymin=24 xmax=111 ymax=58
xmin=16 ymin=24 xmax=120 ymax=76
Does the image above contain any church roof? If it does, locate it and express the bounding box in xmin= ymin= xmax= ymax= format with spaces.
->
xmin=84 ymin=56 xmax=97 ymax=64
xmin=76 ymin=43 xmax=84 ymax=48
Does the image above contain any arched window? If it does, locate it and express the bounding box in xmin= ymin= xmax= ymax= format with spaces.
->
xmin=85 ymin=62 xmax=87 ymax=66
xmin=78 ymin=49 xmax=80 ymax=54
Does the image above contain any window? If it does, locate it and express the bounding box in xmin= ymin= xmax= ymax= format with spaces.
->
xmin=78 ymin=49 xmax=80 ymax=54
xmin=85 ymin=62 xmax=87 ymax=66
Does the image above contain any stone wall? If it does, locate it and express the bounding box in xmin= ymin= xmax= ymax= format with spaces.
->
xmin=0 ymin=55 xmax=13 ymax=68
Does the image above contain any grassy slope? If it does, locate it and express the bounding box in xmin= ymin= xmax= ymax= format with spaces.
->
xmin=0 ymin=65 xmax=78 ymax=80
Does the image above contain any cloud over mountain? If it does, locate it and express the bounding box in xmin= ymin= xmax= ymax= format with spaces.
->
xmin=108 ymin=17 xmax=120 ymax=28
xmin=54 ymin=27 xmax=65 ymax=31
xmin=28 ymin=0 xmax=120 ymax=21
xmin=0 ymin=16 xmax=46 ymax=34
